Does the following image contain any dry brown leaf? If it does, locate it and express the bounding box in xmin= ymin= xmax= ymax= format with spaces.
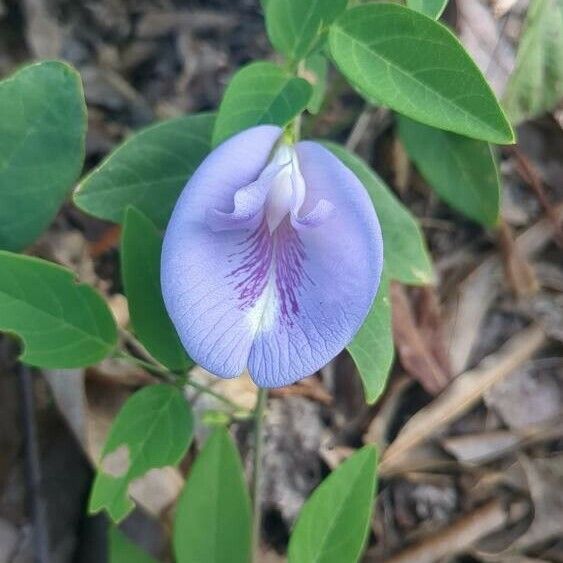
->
xmin=391 ymin=283 xmax=451 ymax=395
xmin=498 ymin=219 xmax=539 ymax=297
xmin=384 ymin=499 xmax=523 ymax=563
xmin=380 ymin=324 xmax=546 ymax=476
xmin=514 ymin=455 xmax=563 ymax=549
xmin=392 ymin=137 xmax=411 ymax=196
xmin=446 ymin=209 xmax=562 ymax=373
xmin=442 ymin=431 xmax=520 ymax=464
xmin=485 ymin=361 xmax=562 ymax=429
xmin=457 ymin=0 xmax=515 ymax=96
xmin=512 ymin=148 xmax=563 ymax=249
xmin=442 ymin=417 xmax=563 ymax=465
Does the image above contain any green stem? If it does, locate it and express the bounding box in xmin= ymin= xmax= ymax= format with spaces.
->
xmin=251 ymin=387 xmax=268 ymax=561
xmin=117 ymin=350 xmax=250 ymax=414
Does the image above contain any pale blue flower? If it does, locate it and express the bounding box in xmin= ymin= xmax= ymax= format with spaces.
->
xmin=162 ymin=126 xmax=383 ymax=387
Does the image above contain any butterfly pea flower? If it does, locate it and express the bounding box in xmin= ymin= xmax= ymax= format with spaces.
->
xmin=161 ymin=125 xmax=383 ymax=388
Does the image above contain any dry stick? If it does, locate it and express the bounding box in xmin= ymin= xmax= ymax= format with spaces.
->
xmin=345 ymin=105 xmax=391 ymax=153
xmin=511 ymin=147 xmax=563 ymax=249
xmin=383 ymin=499 xmax=527 ymax=563
xmin=345 ymin=103 xmax=374 ymax=151
xmin=446 ymin=205 xmax=563 ymax=374
xmin=379 ymin=324 xmax=546 ymax=476
xmin=17 ymin=364 xmax=50 ymax=563
xmin=497 ymin=217 xmax=539 ymax=296
xmin=251 ymin=388 xmax=268 ymax=562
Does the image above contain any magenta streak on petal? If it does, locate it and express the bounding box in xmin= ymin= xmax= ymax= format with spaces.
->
xmin=227 ymin=217 xmax=311 ymax=327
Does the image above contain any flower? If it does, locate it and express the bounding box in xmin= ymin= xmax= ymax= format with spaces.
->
xmin=161 ymin=125 xmax=383 ymax=387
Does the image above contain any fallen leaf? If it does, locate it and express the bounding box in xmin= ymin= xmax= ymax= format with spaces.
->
xmin=446 ymin=209 xmax=561 ymax=373
xmin=391 ymin=283 xmax=451 ymax=395
xmin=458 ymin=0 xmax=516 ymax=96
xmin=485 ymin=360 xmax=562 ymax=429
xmin=514 ymin=455 xmax=563 ymax=549
xmin=380 ymin=324 xmax=546 ymax=475
xmin=385 ymin=499 xmax=524 ymax=563
xmin=497 ymin=219 xmax=539 ymax=296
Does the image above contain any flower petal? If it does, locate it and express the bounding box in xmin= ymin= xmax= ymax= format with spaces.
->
xmin=246 ymin=141 xmax=383 ymax=387
xmin=162 ymin=128 xmax=383 ymax=387
xmin=161 ymin=125 xmax=283 ymax=377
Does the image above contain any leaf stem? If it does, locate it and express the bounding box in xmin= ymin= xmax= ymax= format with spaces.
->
xmin=251 ymin=387 xmax=268 ymax=561
xmin=116 ymin=350 xmax=250 ymax=414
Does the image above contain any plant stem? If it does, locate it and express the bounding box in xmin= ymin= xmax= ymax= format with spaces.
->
xmin=251 ymin=387 xmax=268 ymax=561
xmin=117 ymin=350 xmax=250 ymax=414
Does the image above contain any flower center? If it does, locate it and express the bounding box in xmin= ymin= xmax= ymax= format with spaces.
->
xmin=264 ymin=143 xmax=305 ymax=233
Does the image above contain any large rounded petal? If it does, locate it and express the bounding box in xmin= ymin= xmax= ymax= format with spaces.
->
xmin=161 ymin=125 xmax=282 ymax=377
xmin=247 ymin=141 xmax=383 ymax=387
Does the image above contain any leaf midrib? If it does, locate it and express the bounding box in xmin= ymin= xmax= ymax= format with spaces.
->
xmin=332 ymin=24 xmax=503 ymax=140
xmin=308 ymin=455 xmax=371 ymax=562
xmin=0 ymin=279 xmax=111 ymax=350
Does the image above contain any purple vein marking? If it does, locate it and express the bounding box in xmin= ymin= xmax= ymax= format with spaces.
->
xmin=227 ymin=218 xmax=311 ymax=326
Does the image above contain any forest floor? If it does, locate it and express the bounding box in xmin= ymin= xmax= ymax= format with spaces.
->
xmin=0 ymin=0 xmax=562 ymax=561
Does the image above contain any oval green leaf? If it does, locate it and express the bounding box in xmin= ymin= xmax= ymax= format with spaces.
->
xmin=398 ymin=116 xmax=500 ymax=227
xmin=503 ymin=0 xmax=563 ymax=125
xmin=347 ymin=273 xmax=393 ymax=404
xmin=288 ymin=445 xmax=378 ymax=563
xmin=265 ymin=0 xmax=347 ymax=62
xmin=329 ymin=3 xmax=514 ymax=144
xmin=213 ymin=61 xmax=312 ymax=146
xmin=109 ymin=527 xmax=157 ymax=563
xmin=122 ymin=207 xmax=190 ymax=372
xmin=0 ymin=251 xmax=117 ymax=368
xmin=407 ymin=0 xmax=448 ymax=19
xmin=174 ymin=427 xmax=251 ymax=563
xmin=324 ymin=142 xmax=433 ymax=285
xmin=74 ymin=113 xmax=214 ymax=229
xmin=0 ymin=60 xmax=86 ymax=252
xmin=90 ymin=384 xmax=194 ymax=523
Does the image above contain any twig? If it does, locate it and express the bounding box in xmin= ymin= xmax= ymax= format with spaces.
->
xmin=251 ymin=388 xmax=268 ymax=561
xmin=17 ymin=364 xmax=50 ymax=563
xmin=379 ymin=324 xmax=546 ymax=476
xmin=345 ymin=103 xmax=374 ymax=151
xmin=497 ymin=218 xmax=539 ymax=296
xmin=117 ymin=350 xmax=251 ymax=414
xmin=345 ymin=104 xmax=391 ymax=154
xmin=511 ymin=147 xmax=563 ymax=249
xmin=383 ymin=499 xmax=527 ymax=563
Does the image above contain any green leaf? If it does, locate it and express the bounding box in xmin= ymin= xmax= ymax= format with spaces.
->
xmin=347 ymin=274 xmax=393 ymax=404
xmin=398 ymin=116 xmax=500 ymax=227
xmin=0 ymin=60 xmax=86 ymax=252
xmin=407 ymin=0 xmax=448 ymax=19
xmin=89 ymin=385 xmax=194 ymax=523
xmin=329 ymin=3 xmax=514 ymax=144
xmin=121 ymin=208 xmax=190 ymax=372
xmin=288 ymin=446 xmax=378 ymax=563
xmin=174 ymin=427 xmax=251 ymax=563
xmin=304 ymin=53 xmax=328 ymax=114
xmin=109 ymin=527 xmax=157 ymax=563
xmin=213 ymin=62 xmax=312 ymax=146
xmin=0 ymin=251 xmax=117 ymax=368
xmin=74 ymin=113 xmax=214 ymax=229
xmin=324 ymin=143 xmax=433 ymax=285
xmin=266 ymin=0 xmax=347 ymax=62
xmin=503 ymin=0 xmax=563 ymax=124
